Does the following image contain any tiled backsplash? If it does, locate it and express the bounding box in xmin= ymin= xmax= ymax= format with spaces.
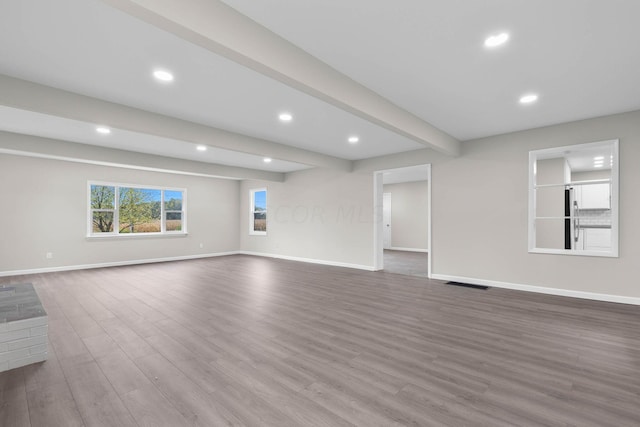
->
xmin=578 ymin=208 xmax=611 ymax=227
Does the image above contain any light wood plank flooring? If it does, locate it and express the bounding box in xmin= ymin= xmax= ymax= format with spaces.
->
xmin=1 ymin=255 xmax=639 ymax=426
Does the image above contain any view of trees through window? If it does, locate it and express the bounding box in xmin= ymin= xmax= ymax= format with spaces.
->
xmin=90 ymin=183 xmax=185 ymax=235
xmin=91 ymin=185 xmax=115 ymax=233
xmin=251 ymin=189 xmax=267 ymax=233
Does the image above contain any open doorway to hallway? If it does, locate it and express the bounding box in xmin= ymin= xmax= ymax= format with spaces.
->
xmin=374 ymin=164 xmax=431 ymax=277
xmin=384 ymin=249 xmax=429 ymax=277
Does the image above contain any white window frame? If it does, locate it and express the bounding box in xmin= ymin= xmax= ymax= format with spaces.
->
xmin=527 ymin=139 xmax=618 ymax=257
xmin=250 ymin=188 xmax=267 ymax=236
xmin=87 ymin=181 xmax=187 ymax=238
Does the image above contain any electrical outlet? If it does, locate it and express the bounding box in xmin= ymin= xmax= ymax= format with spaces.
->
xmin=46 ymin=252 xmax=53 ymax=259
xmin=199 ymin=243 xmax=204 ymax=249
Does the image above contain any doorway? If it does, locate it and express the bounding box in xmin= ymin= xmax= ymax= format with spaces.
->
xmin=383 ymin=192 xmax=392 ymax=249
xmin=373 ymin=164 xmax=431 ymax=278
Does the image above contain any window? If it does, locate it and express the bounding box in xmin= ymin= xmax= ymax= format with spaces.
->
xmin=250 ymin=188 xmax=267 ymax=235
xmin=528 ymin=140 xmax=618 ymax=257
xmin=88 ymin=182 xmax=186 ymax=237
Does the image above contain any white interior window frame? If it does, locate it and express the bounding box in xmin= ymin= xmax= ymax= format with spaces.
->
xmin=249 ymin=187 xmax=267 ymax=236
xmin=527 ymin=139 xmax=619 ymax=257
xmin=87 ymin=181 xmax=187 ymax=238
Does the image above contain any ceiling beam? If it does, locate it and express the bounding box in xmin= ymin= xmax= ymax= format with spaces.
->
xmin=0 ymin=131 xmax=285 ymax=182
xmin=0 ymin=74 xmax=351 ymax=172
xmin=101 ymin=0 xmax=461 ymax=157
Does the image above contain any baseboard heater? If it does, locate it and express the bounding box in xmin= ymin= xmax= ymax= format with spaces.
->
xmin=446 ymin=281 xmax=489 ymax=290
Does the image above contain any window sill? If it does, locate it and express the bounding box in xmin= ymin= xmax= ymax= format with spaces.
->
xmin=86 ymin=233 xmax=188 ymax=241
xmin=249 ymin=232 xmax=267 ymax=236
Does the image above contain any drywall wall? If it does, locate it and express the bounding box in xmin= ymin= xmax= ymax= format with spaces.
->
xmin=240 ymin=167 xmax=374 ymax=268
xmin=431 ymin=109 xmax=640 ymax=298
xmin=383 ymin=181 xmax=429 ymax=250
xmin=2 ymin=107 xmax=639 ymax=301
xmin=0 ymin=153 xmax=239 ymax=273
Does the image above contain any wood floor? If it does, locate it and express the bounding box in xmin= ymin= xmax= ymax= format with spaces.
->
xmin=1 ymin=255 xmax=639 ymax=426
xmin=383 ymin=250 xmax=429 ymax=277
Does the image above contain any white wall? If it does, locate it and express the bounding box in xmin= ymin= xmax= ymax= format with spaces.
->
xmin=0 ymin=153 xmax=240 ymax=274
xmin=240 ymin=167 xmax=374 ymax=268
xmin=383 ymin=181 xmax=429 ymax=250
xmin=3 ymin=108 xmax=639 ymax=302
xmin=431 ymin=110 xmax=640 ymax=299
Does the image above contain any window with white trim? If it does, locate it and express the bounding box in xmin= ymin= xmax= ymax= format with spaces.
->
xmin=250 ymin=188 xmax=267 ymax=235
xmin=88 ymin=182 xmax=186 ymax=236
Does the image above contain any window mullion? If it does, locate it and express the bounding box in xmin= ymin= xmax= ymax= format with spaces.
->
xmin=114 ymin=186 xmax=120 ymax=234
xmin=161 ymin=190 xmax=166 ymax=233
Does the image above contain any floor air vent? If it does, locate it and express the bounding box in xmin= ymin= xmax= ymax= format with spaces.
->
xmin=446 ymin=281 xmax=489 ymax=290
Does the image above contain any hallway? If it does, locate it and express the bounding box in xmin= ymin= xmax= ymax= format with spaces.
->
xmin=383 ymin=250 xmax=428 ymax=277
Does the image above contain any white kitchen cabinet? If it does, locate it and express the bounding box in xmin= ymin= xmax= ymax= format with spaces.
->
xmin=583 ymin=228 xmax=611 ymax=251
xmin=576 ymin=183 xmax=610 ymax=209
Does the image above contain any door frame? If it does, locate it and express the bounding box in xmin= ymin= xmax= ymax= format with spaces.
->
xmin=373 ymin=164 xmax=432 ymax=276
xmin=383 ymin=192 xmax=392 ymax=249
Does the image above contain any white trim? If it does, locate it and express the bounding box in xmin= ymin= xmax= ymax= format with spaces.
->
xmin=528 ymin=139 xmax=619 ymax=257
xmin=372 ymin=172 xmax=383 ymax=271
xmin=431 ymin=273 xmax=640 ymax=306
xmin=427 ymin=167 xmax=432 ymax=278
xmin=373 ymin=164 xmax=432 ymax=275
xmin=0 ymin=252 xmax=239 ymax=277
xmin=86 ymin=233 xmax=188 ymax=241
xmin=388 ymin=247 xmax=429 ymax=253
xmin=528 ymin=247 xmax=617 ymax=257
xmin=239 ymin=251 xmax=375 ymax=271
xmin=382 ymin=192 xmax=392 ymax=250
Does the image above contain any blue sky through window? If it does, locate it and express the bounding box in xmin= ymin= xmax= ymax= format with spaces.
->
xmin=143 ymin=189 xmax=161 ymax=201
xmin=254 ymin=190 xmax=266 ymax=210
xmin=165 ymin=190 xmax=183 ymax=201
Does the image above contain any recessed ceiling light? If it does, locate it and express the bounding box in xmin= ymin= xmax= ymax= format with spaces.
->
xmin=263 ymin=157 xmax=272 ymax=163
xmin=96 ymin=126 xmax=111 ymax=135
xmin=196 ymin=145 xmax=207 ymax=152
xmin=519 ymin=94 xmax=539 ymax=104
xmin=153 ymin=69 xmax=174 ymax=82
xmin=593 ymin=156 xmax=604 ymax=160
xmin=594 ymin=164 xmax=603 ymax=168
xmin=348 ymin=136 xmax=359 ymax=144
xmin=278 ymin=113 xmax=293 ymax=122
xmin=484 ymin=32 xmax=509 ymax=48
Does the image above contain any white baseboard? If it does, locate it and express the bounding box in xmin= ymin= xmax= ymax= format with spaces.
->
xmin=431 ymin=273 xmax=640 ymax=306
xmin=10 ymin=255 xmax=633 ymax=306
xmin=238 ymin=251 xmax=376 ymax=271
xmin=388 ymin=247 xmax=429 ymax=253
xmin=0 ymin=252 xmax=240 ymax=277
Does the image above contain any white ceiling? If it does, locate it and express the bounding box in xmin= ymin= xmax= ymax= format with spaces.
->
xmin=0 ymin=106 xmax=309 ymax=173
xmin=222 ymin=0 xmax=640 ymax=140
xmin=566 ymin=145 xmax=614 ymax=174
xmin=1 ymin=0 xmax=640 ymax=175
